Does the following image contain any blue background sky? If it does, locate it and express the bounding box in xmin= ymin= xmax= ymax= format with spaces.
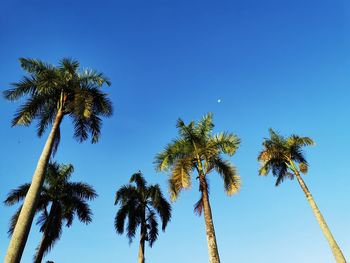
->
xmin=1 ymin=0 xmax=349 ymax=262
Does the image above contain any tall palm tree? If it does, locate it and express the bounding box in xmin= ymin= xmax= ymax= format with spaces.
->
xmin=155 ymin=113 xmax=241 ymax=263
xmin=258 ymin=128 xmax=347 ymax=263
xmin=3 ymin=58 xmax=112 ymax=263
xmin=114 ymin=171 xmax=171 ymax=263
xmin=4 ymin=162 xmax=97 ymax=263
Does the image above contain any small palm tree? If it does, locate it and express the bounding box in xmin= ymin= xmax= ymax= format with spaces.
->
xmin=155 ymin=113 xmax=241 ymax=263
xmin=3 ymin=58 xmax=112 ymax=263
xmin=5 ymin=162 xmax=97 ymax=263
xmin=114 ymin=172 xmax=171 ymax=263
xmin=258 ymin=128 xmax=346 ymax=263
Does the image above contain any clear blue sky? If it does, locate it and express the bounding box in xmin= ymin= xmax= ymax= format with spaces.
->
xmin=1 ymin=0 xmax=349 ymax=262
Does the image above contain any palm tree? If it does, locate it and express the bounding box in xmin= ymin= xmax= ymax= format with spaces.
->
xmin=114 ymin=171 xmax=171 ymax=263
xmin=5 ymin=162 xmax=97 ymax=263
xmin=258 ymin=128 xmax=347 ymax=263
xmin=155 ymin=113 xmax=241 ymax=263
xmin=3 ymin=58 xmax=112 ymax=263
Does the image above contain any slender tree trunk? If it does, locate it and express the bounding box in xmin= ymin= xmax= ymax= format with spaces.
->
xmin=294 ymin=170 xmax=347 ymax=263
xmin=138 ymin=221 xmax=146 ymax=263
xmin=200 ymin=176 xmax=221 ymax=263
xmin=34 ymin=203 xmax=57 ymax=263
xmin=5 ymin=111 xmax=64 ymax=263
xmin=34 ymin=233 xmax=47 ymax=263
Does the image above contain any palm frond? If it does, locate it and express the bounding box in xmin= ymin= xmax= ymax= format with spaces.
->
xmin=59 ymin=58 xmax=79 ymax=75
xmin=4 ymin=76 xmax=38 ymax=101
xmin=19 ymin=58 xmax=53 ymax=74
xmin=172 ymin=158 xmax=192 ymax=188
xmin=130 ymin=171 xmax=147 ymax=190
xmin=66 ymin=197 xmax=93 ymax=224
xmin=115 ymin=203 xmax=129 ymax=234
xmin=90 ymin=88 xmax=113 ymax=117
xmin=58 ymin=163 xmax=74 ymax=179
xmin=167 ymin=158 xmax=193 ymax=201
xmin=126 ymin=203 xmax=141 ymax=244
xmin=211 ymin=157 xmax=241 ymax=195
xmin=168 ymin=178 xmax=179 ymax=202
xmin=290 ymin=146 xmax=307 ymax=164
xmin=148 ymin=184 xmax=171 ymax=230
xmin=4 ymin=184 xmax=31 ymax=205
xmin=147 ymin=211 xmax=159 ymax=247
xmin=79 ymin=69 xmax=111 ymax=87
xmin=275 ymin=164 xmax=290 ymax=186
xmin=36 ymin=205 xmax=63 ymax=258
xmin=193 ymin=196 xmax=203 ymax=216
xmin=154 ymin=138 xmax=190 ymax=172
xmin=115 ymin=185 xmax=138 ymax=205
xmin=288 ymin=135 xmax=315 ymax=147
xmin=209 ymin=132 xmax=240 ymax=156
xmin=196 ymin=113 xmax=214 ymax=138
xmin=8 ymin=206 xmax=22 ymax=236
xmin=66 ymin=182 xmax=97 ymax=200
xmin=11 ymin=94 xmax=48 ymax=126
xmin=36 ymin=101 xmax=58 ymax=137
xmin=36 ymin=210 xmax=49 ymax=232
xmin=87 ymin=113 xmax=101 ymax=143
xmin=258 ymin=160 xmax=270 ymax=176
xmin=72 ymin=116 xmax=89 ymax=142
xmin=62 ymin=207 xmax=74 ymax=227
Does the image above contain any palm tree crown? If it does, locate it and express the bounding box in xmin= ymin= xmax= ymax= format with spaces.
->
xmin=114 ymin=171 xmax=171 ymax=247
xmin=4 ymin=162 xmax=97 ymax=262
xmin=3 ymin=58 xmax=113 ymax=150
xmin=155 ymin=113 xmax=241 ymax=203
xmin=258 ymin=128 xmax=314 ymax=185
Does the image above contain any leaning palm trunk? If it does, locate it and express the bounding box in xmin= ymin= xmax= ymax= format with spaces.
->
xmin=34 ymin=203 xmax=57 ymax=263
xmin=34 ymin=233 xmax=47 ymax=263
xmin=138 ymin=225 xmax=146 ymax=263
xmin=294 ymin=170 xmax=347 ymax=263
xmin=200 ymin=177 xmax=221 ymax=263
xmin=5 ymin=111 xmax=64 ymax=263
xmin=34 ymin=228 xmax=48 ymax=263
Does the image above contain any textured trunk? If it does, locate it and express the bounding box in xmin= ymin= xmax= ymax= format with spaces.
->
xmin=138 ymin=221 xmax=146 ymax=263
xmin=294 ymin=171 xmax=347 ymax=263
xmin=34 ymin=234 xmax=46 ymax=263
xmin=200 ymin=176 xmax=221 ymax=263
xmin=34 ymin=203 xmax=57 ymax=263
xmin=5 ymin=111 xmax=64 ymax=263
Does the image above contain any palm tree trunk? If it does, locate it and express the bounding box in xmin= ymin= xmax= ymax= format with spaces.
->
xmin=200 ymin=176 xmax=221 ymax=263
xmin=34 ymin=203 xmax=57 ymax=263
xmin=294 ymin=171 xmax=347 ymax=263
xmin=34 ymin=234 xmax=47 ymax=263
xmin=5 ymin=110 xmax=64 ymax=263
xmin=138 ymin=222 xmax=146 ymax=263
